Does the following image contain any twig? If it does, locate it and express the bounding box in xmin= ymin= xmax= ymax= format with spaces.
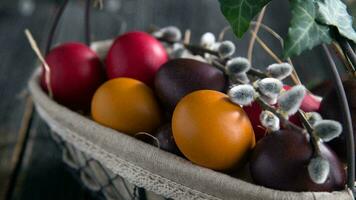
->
xmin=218 ymin=26 xmax=231 ymax=42
xmin=25 ymin=29 xmax=53 ymax=98
xmin=297 ymin=110 xmax=320 ymax=155
xmin=211 ymin=60 xmax=226 ymax=72
xmin=212 ymin=60 xmax=266 ymax=78
xmin=183 ymin=29 xmax=191 ymax=45
xmin=248 ymin=6 xmax=266 ymax=63
xmin=134 ymin=132 xmax=160 ymax=148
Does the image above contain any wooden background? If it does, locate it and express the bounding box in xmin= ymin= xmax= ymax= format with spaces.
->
xmin=0 ymin=0 xmax=346 ymax=199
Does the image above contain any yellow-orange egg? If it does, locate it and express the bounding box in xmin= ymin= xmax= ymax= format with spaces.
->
xmin=172 ymin=90 xmax=255 ymax=170
xmin=91 ymin=78 xmax=162 ymax=135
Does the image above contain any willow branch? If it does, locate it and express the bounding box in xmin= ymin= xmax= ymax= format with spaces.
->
xmin=297 ymin=110 xmax=321 ymax=155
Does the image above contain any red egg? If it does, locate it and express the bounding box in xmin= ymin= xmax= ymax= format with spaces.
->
xmin=244 ymin=85 xmax=321 ymax=141
xmin=41 ymin=42 xmax=105 ymax=110
xmin=105 ymin=31 xmax=168 ymax=85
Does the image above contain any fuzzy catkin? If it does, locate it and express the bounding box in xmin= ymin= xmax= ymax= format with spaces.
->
xmin=277 ymin=85 xmax=306 ymax=116
xmin=308 ymin=156 xmax=330 ymax=184
xmin=228 ymin=84 xmax=255 ymax=106
xmin=314 ymin=120 xmax=342 ymax=142
xmin=267 ymin=63 xmax=293 ymax=80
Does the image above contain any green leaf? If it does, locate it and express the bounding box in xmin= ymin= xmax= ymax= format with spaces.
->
xmin=316 ymin=0 xmax=356 ymax=43
xmin=284 ymin=0 xmax=332 ymax=58
xmin=218 ymin=0 xmax=271 ymax=38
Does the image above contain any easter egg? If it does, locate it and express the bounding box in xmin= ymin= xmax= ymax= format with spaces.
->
xmin=172 ymin=90 xmax=255 ymax=170
xmin=155 ymin=58 xmax=226 ymax=112
xmin=250 ymin=130 xmax=346 ymax=192
xmin=105 ymin=31 xmax=168 ymax=85
xmin=91 ymin=78 xmax=162 ymax=135
xmin=41 ymin=42 xmax=105 ymax=110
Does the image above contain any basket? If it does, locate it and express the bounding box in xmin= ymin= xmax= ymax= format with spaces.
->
xmin=28 ymin=39 xmax=354 ymax=200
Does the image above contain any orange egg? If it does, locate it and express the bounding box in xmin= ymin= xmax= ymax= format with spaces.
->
xmin=172 ymin=90 xmax=255 ymax=171
xmin=91 ymin=78 xmax=162 ymax=135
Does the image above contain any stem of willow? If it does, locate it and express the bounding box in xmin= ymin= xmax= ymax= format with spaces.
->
xmin=297 ymin=111 xmax=321 ymax=155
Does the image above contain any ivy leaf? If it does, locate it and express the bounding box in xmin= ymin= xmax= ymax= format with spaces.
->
xmin=218 ymin=0 xmax=271 ymax=38
xmin=316 ymin=0 xmax=356 ymax=43
xmin=284 ymin=0 xmax=332 ymax=58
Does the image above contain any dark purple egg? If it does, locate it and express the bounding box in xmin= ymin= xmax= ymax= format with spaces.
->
xmin=250 ymin=130 xmax=346 ymax=192
xmin=154 ymin=58 xmax=226 ymax=112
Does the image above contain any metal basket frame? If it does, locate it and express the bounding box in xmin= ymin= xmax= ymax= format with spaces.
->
xmin=49 ymin=128 xmax=168 ymax=200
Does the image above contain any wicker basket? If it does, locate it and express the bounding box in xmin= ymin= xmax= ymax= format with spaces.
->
xmin=28 ymin=40 xmax=354 ymax=200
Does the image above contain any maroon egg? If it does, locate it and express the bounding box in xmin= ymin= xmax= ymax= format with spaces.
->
xmin=320 ymin=79 xmax=356 ymax=163
xmin=41 ymin=42 xmax=105 ymax=110
xmin=250 ymin=130 xmax=346 ymax=192
xmin=154 ymin=58 xmax=226 ymax=112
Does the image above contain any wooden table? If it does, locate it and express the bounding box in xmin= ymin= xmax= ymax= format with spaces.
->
xmin=0 ymin=0 xmax=334 ymax=199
